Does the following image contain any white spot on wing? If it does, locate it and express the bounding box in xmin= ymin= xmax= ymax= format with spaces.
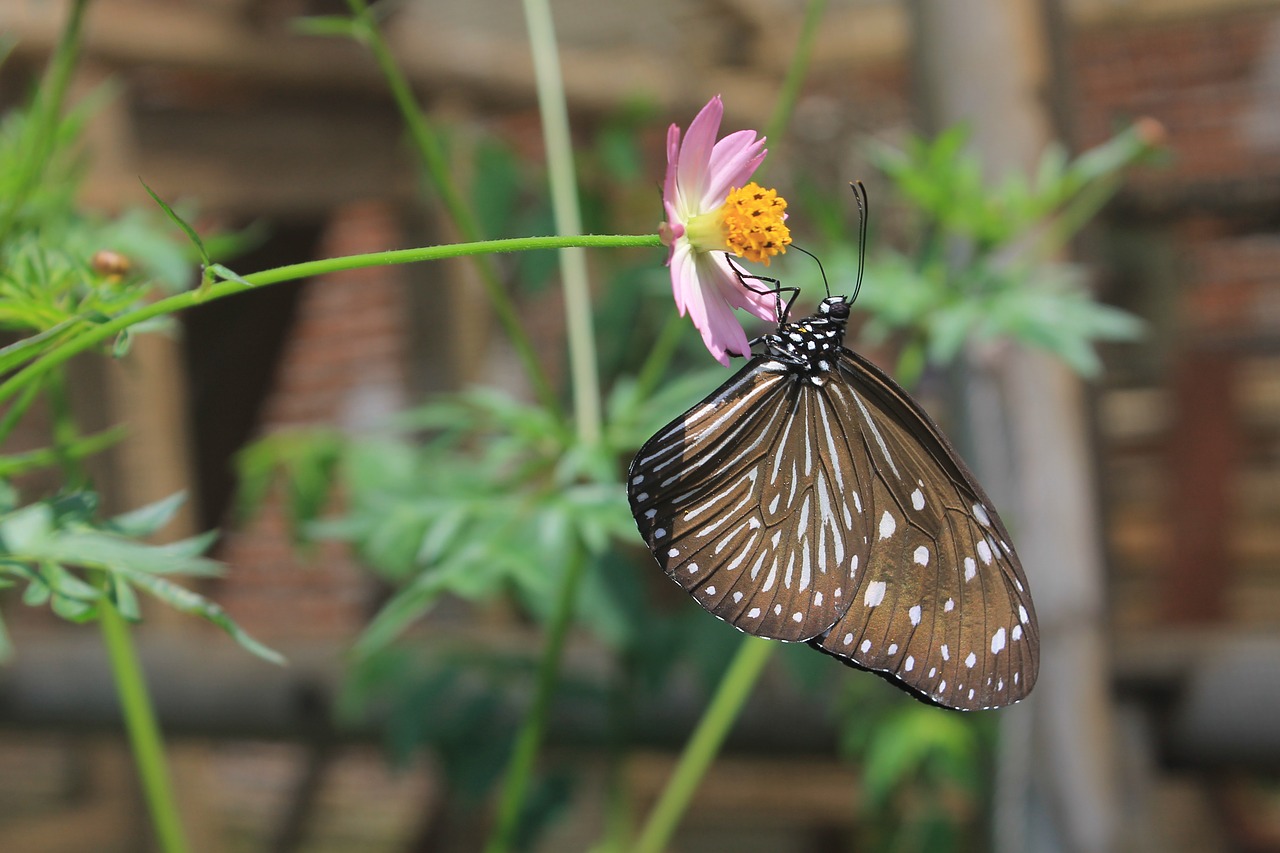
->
xmin=748 ymin=607 xmax=761 ymax=618
xmin=977 ymin=540 xmax=993 ymax=565
xmin=909 ymin=605 xmax=921 ymax=626
xmin=944 ymin=598 xmax=955 ymax=613
xmin=864 ymin=581 xmax=887 ymax=607
xmin=860 ymin=639 xmax=871 ymax=653
xmin=973 ymin=503 xmax=991 ymax=527
xmin=941 ymin=644 xmax=950 ymax=661
xmin=992 ymin=627 xmax=1007 ymax=654
xmin=964 ymin=557 xmax=977 ymax=581
xmin=911 ymin=489 xmax=925 ymax=511
xmin=705 ymin=586 xmax=716 ymax=595
xmin=905 ymin=656 xmax=915 ymax=672
xmin=965 ymin=652 xmax=977 ymax=668
xmin=913 ymin=545 xmax=929 ymax=566
xmin=878 ymin=511 xmax=896 ymax=540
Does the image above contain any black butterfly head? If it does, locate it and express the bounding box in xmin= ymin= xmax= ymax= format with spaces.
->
xmin=761 ymin=295 xmax=850 ymax=377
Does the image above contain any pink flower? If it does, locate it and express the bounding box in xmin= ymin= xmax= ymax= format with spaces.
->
xmin=660 ymin=96 xmax=792 ymax=365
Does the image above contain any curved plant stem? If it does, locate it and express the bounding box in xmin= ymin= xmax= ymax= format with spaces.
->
xmin=484 ymin=549 xmax=587 ymax=853
xmin=343 ymin=0 xmax=559 ymax=414
xmin=484 ymin=2 xmax=603 ymax=850
xmin=99 ymin=597 xmax=191 ymax=853
xmin=633 ymin=637 xmax=776 ymax=853
xmin=0 ymin=234 xmax=660 ymax=410
xmin=524 ymin=0 xmax=601 ymax=446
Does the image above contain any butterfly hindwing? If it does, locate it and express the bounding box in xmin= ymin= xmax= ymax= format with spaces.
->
xmin=806 ymin=350 xmax=1039 ymax=710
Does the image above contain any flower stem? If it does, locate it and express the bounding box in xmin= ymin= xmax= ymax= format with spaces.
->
xmin=99 ymin=596 xmax=190 ymax=853
xmin=484 ymin=549 xmax=587 ymax=853
xmin=0 ymin=234 xmax=660 ymax=411
xmin=483 ymin=4 xmax=602 ymax=850
xmin=523 ymin=0 xmax=601 ymax=446
xmin=344 ymin=0 xmax=559 ymax=413
xmin=633 ymin=637 xmax=776 ymax=853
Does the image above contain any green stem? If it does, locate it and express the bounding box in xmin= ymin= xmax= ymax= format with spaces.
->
xmin=633 ymin=312 xmax=689 ymax=402
xmin=99 ymin=596 xmax=190 ymax=853
xmin=0 ymin=234 xmax=661 ymax=410
xmin=0 ymin=425 xmax=126 ymax=478
xmin=633 ymin=638 xmax=775 ymax=853
xmin=484 ymin=5 xmax=603 ymax=850
xmin=344 ymin=0 xmax=559 ymax=414
xmin=524 ymin=0 xmax=601 ymax=446
xmin=484 ymin=550 xmax=587 ymax=853
xmin=762 ymin=0 xmax=829 ymax=162
xmin=0 ymin=0 xmax=90 ymax=243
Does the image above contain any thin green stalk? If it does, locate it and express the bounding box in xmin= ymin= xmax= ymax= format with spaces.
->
xmin=99 ymin=595 xmax=190 ymax=853
xmin=523 ymin=0 xmax=601 ymax=446
xmin=633 ymin=637 xmax=776 ymax=853
xmin=0 ymin=234 xmax=660 ymax=410
xmin=484 ymin=5 xmax=602 ymax=850
xmin=762 ymin=0 xmax=829 ymax=161
xmin=633 ymin=312 xmax=689 ymax=402
xmin=343 ymin=0 xmax=559 ymax=414
xmin=0 ymin=381 xmax=42 ymax=446
xmin=0 ymin=425 xmax=126 ymax=478
xmin=484 ymin=550 xmax=587 ymax=853
xmin=0 ymin=0 xmax=90 ymax=243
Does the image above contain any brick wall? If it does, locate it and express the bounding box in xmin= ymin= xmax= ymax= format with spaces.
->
xmin=212 ymin=201 xmax=409 ymax=642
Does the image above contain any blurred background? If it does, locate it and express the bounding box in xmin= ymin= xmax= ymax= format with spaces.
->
xmin=1 ymin=0 xmax=1279 ymax=851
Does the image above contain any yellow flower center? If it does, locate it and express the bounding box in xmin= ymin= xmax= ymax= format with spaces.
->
xmin=721 ymin=182 xmax=791 ymax=265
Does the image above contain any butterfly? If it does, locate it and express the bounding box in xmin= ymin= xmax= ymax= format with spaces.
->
xmin=626 ymin=245 xmax=1038 ymax=710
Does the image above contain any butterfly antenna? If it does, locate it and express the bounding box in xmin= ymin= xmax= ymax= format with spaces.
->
xmin=791 ymin=244 xmax=830 ymax=298
xmin=850 ymin=181 xmax=869 ymax=305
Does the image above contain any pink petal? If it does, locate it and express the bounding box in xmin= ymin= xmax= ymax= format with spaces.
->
xmin=708 ymin=253 xmax=780 ymax=323
xmin=676 ymin=96 xmax=724 ymax=213
xmin=662 ymin=122 xmax=681 ymax=214
xmin=690 ymin=254 xmax=753 ymax=365
xmin=700 ymin=130 xmax=767 ymax=210
xmin=668 ymin=241 xmax=696 ymax=317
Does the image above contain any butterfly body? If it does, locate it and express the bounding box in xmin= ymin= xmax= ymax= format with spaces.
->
xmin=628 ymin=296 xmax=1039 ymax=710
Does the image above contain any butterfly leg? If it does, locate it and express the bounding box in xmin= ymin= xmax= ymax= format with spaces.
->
xmin=725 ymin=256 xmax=799 ymax=323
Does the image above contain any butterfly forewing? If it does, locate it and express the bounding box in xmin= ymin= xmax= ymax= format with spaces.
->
xmin=629 ymin=362 xmax=860 ymax=641
xmin=628 ymin=296 xmax=1040 ymax=710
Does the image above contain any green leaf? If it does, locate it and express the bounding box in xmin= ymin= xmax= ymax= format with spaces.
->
xmin=110 ymin=575 xmax=142 ymax=621
xmin=140 ymin=179 xmax=209 ymax=267
xmin=0 ymin=319 xmax=78 ymax=373
xmin=123 ymin=571 xmax=285 ymax=665
xmin=109 ymin=492 xmax=187 ymax=538
xmin=208 ymin=263 xmax=255 ymax=288
xmin=39 ymin=562 xmax=102 ymax=602
xmin=32 ymin=529 xmax=222 ymax=577
xmin=352 ymin=570 xmax=456 ymax=659
xmin=111 ymin=327 xmax=132 ymax=358
xmin=0 ymin=503 xmax=53 ymax=552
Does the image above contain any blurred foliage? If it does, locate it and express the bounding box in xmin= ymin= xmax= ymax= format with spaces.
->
xmin=796 ymin=123 xmax=1157 ymax=386
xmin=0 ymin=41 xmax=273 ymax=664
xmin=0 ymin=488 xmax=280 ymax=663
